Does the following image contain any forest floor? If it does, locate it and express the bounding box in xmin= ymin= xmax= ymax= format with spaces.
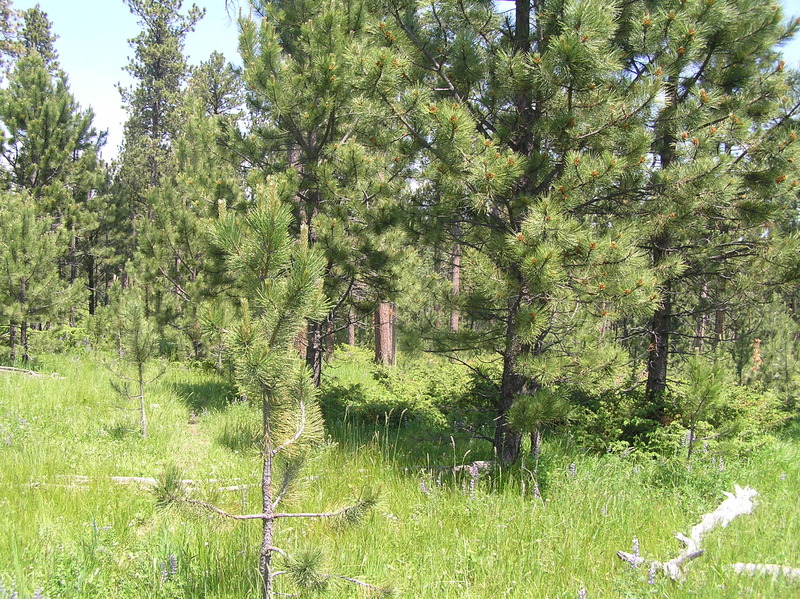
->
xmin=1 ymin=352 xmax=800 ymax=598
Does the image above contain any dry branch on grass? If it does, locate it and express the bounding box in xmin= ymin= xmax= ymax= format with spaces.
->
xmin=617 ymin=485 xmax=759 ymax=581
xmin=24 ymin=475 xmax=256 ymax=493
xmin=0 ymin=366 xmax=64 ymax=379
xmin=731 ymin=563 xmax=800 ymax=580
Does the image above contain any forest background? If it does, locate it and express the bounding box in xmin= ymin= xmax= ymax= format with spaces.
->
xmin=3 ymin=0 xmax=800 ymax=597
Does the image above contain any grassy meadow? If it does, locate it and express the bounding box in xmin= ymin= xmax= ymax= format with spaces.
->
xmin=1 ymin=351 xmax=800 ymax=598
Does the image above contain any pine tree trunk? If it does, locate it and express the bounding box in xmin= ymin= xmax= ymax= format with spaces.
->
xmin=495 ymin=297 xmax=525 ymax=464
xmin=325 ymin=317 xmax=335 ymax=361
xmin=260 ymin=399 xmax=275 ymax=599
xmin=305 ymin=318 xmax=325 ymax=387
xmin=138 ymin=361 xmax=147 ymax=438
xmin=69 ymin=226 xmax=77 ymax=327
xmin=21 ymin=320 xmax=29 ymax=363
xmin=347 ymin=307 xmax=356 ymax=346
xmin=646 ymin=76 xmax=677 ymax=401
xmin=714 ymin=305 xmax=726 ymax=346
xmin=20 ymin=278 xmax=29 ymax=363
xmin=646 ymin=274 xmax=671 ymax=401
xmin=695 ymin=281 xmax=709 ymax=353
xmin=374 ymin=302 xmax=396 ymax=365
xmin=9 ymin=323 xmax=16 ymax=362
xmin=450 ymin=241 xmax=461 ymax=332
xmin=88 ymin=252 xmax=96 ymax=315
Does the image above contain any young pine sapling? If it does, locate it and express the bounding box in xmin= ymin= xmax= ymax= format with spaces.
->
xmin=156 ymin=189 xmax=383 ymax=598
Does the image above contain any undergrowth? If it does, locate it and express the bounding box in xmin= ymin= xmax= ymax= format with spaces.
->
xmin=1 ymin=351 xmax=798 ymax=597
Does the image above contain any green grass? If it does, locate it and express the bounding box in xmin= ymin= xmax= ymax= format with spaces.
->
xmin=1 ymin=352 xmax=800 ymax=597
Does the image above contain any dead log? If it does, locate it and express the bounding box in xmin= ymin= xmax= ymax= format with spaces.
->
xmin=732 ymin=563 xmax=800 ymax=580
xmin=0 ymin=366 xmax=64 ymax=379
xmin=617 ymin=485 xmax=758 ymax=581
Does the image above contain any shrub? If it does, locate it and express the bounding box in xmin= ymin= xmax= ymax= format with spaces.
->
xmin=320 ymin=345 xmax=472 ymax=429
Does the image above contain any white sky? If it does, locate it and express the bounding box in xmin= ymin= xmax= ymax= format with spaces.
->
xmin=10 ymin=0 xmax=800 ymax=161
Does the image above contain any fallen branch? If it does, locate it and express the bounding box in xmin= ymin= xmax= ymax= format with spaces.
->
xmin=405 ymin=460 xmax=493 ymax=474
xmin=732 ymin=563 xmax=800 ymax=580
xmin=617 ymin=485 xmax=758 ymax=581
xmin=0 ymin=366 xmax=64 ymax=379
xmin=25 ymin=475 xmax=255 ymax=493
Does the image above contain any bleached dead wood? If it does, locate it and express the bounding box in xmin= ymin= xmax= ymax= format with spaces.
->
xmin=405 ymin=460 xmax=493 ymax=473
xmin=25 ymin=475 xmax=255 ymax=492
xmin=0 ymin=366 xmax=64 ymax=379
xmin=732 ymin=563 xmax=800 ymax=580
xmin=617 ymin=485 xmax=759 ymax=581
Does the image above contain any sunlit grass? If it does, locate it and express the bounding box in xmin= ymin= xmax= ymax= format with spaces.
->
xmin=1 ymin=352 xmax=799 ymax=597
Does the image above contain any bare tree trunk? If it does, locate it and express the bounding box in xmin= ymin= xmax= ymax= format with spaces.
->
xmin=495 ymin=296 xmax=525 ymax=464
xmin=325 ymin=317 xmax=335 ymax=361
xmin=714 ymin=306 xmax=726 ymax=346
xmin=20 ymin=278 xmax=29 ymax=363
xmin=21 ymin=321 xmax=29 ymax=363
xmin=305 ymin=318 xmax=325 ymax=387
xmin=88 ymin=252 xmax=96 ymax=315
xmin=69 ymin=226 xmax=78 ymax=327
xmin=259 ymin=399 xmax=275 ymax=599
xmin=138 ymin=361 xmax=147 ymax=438
xmin=646 ymin=238 xmax=671 ymax=401
xmin=374 ymin=302 xmax=396 ymax=365
xmin=450 ymin=241 xmax=461 ymax=332
xmin=695 ymin=281 xmax=709 ymax=353
xmin=347 ymin=307 xmax=356 ymax=346
xmin=9 ymin=323 xmax=16 ymax=362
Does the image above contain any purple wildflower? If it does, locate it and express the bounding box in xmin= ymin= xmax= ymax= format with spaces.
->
xmin=420 ymin=478 xmax=429 ymax=495
xmin=578 ymin=586 xmax=587 ymax=598
xmin=569 ymin=463 xmax=576 ymax=477
xmin=632 ymin=537 xmax=640 ymax=565
xmin=648 ymin=562 xmax=657 ymax=585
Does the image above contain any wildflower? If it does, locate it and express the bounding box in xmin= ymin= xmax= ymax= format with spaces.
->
xmin=569 ymin=463 xmax=576 ymax=477
xmin=533 ymin=481 xmax=541 ymax=499
xmin=648 ymin=562 xmax=657 ymax=585
xmin=632 ymin=537 xmax=640 ymax=564
xmin=781 ymin=472 xmax=787 ymax=481
xmin=420 ymin=478 xmax=429 ymax=495
xmin=578 ymin=586 xmax=587 ymax=598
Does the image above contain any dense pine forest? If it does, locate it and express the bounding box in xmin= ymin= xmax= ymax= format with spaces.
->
xmin=2 ymin=0 xmax=800 ymax=597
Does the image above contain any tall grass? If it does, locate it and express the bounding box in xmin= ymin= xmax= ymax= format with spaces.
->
xmin=1 ymin=352 xmax=799 ymax=597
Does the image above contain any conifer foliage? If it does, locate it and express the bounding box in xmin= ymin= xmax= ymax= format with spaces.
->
xmin=158 ymin=187 xmax=379 ymax=598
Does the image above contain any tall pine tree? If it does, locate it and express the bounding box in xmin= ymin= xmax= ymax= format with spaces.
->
xmin=236 ymin=0 xmax=408 ymax=384
xmin=375 ymin=0 xmax=663 ymax=462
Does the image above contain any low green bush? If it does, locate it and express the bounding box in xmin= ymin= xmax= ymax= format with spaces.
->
xmin=320 ymin=345 xmax=472 ymax=429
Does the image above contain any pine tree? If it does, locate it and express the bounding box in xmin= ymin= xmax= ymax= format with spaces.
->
xmin=236 ymin=0 xmax=407 ymax=383
xmin=0 ymin=0 xmax=20 ymax=82
xmin=613 ymin=0 xmax=800 ymax=400
xmin=0 ymin=192 xmax=75 ymax=362
xmin=107 ymin=294 xmax=163 ymax=438
xmin=116 ymin=0 xmax=204 ymax=226
xmin=158 ymin=185 xmax=379 ymax=599
xmin=187 ymin=50 xmax=243 ymax=117
xmin=376 ymin=0 xmax=662 ymax=462
xmin=134 ymin=90 xmax=244 ymax=359
xmin=0 ymin=50 xmax=106 ymax=321
xmin=19 ymin=4 xmax=58 ymax=72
